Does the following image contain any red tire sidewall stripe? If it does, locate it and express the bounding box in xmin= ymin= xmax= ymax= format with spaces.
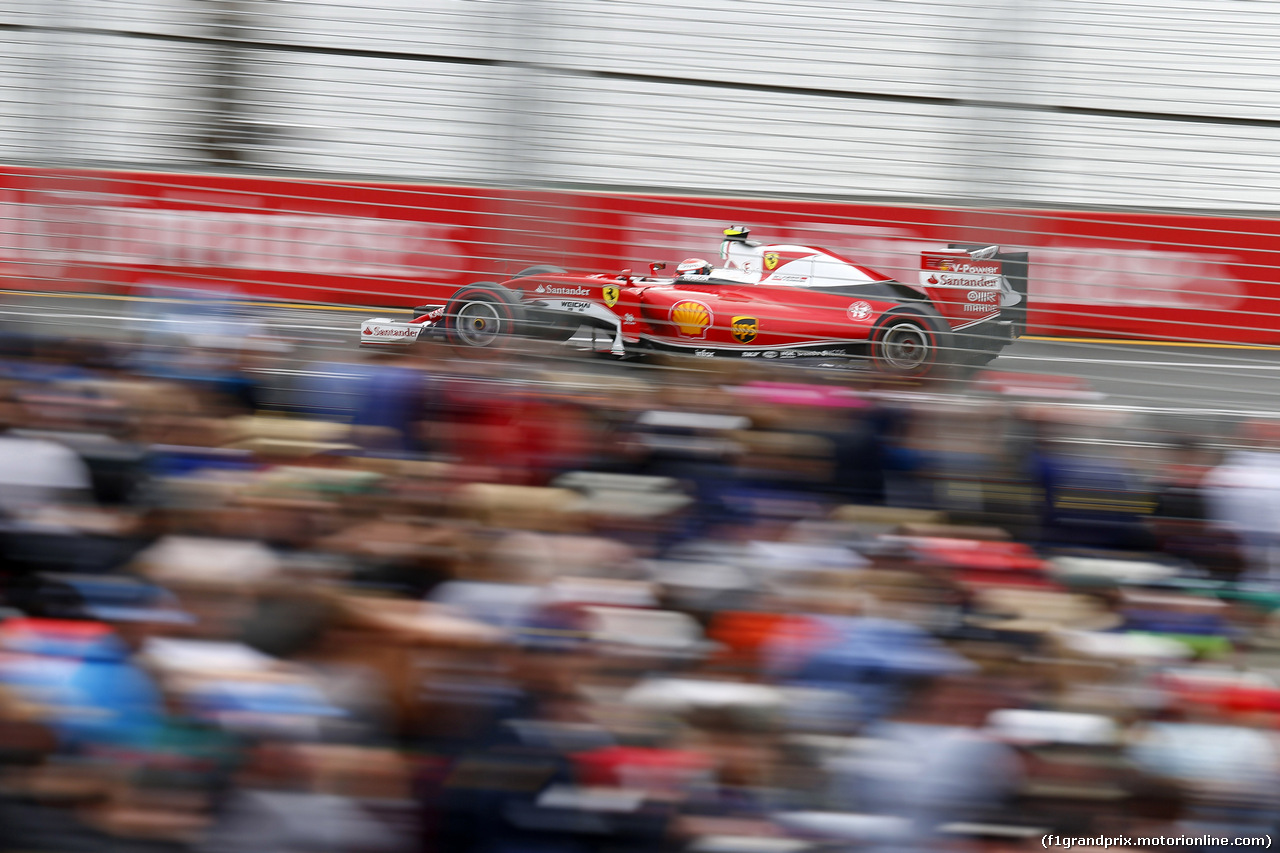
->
xmin=874 ymin=314 xmax=937 ymax=377
xmin=446 ymin=288 xmax=516 ymax=346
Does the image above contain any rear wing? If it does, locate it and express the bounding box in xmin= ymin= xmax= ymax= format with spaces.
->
xmin=930 ymin=244 xmax=1029 ymax=338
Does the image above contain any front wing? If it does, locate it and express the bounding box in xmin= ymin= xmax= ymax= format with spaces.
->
xmin=359 ymin=307 xmax=444 ymax=347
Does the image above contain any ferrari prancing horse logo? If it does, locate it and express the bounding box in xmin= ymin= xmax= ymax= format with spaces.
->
xmin=602 ymin=284 xmax=620 ymax=308
xmin=763 ymin=252 xmax=780 ymax=271
xmin=731 ymin=315 xmax=758 ymax=344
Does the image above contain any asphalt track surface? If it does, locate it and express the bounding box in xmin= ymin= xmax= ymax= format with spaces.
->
xmin=3 ymin=291 xmax=1279 ymax=429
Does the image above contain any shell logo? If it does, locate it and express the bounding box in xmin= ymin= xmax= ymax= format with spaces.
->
xmin=763 ymin=252 xmax=780 ymax=271
xmin=670 ymin=300 xmax=712 ymax=338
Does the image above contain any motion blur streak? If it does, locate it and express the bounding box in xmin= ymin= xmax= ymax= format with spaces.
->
xmin=0 ymin=318 xmax=1268 ymax=852
xmin=0 ymin=2 xmax=1280 ymax=852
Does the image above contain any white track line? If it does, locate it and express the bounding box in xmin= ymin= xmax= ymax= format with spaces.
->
xmin=997 ymin=356 xmax=1280 ymax=369
xmin=0 ymin=309 xmax=353 ymax=333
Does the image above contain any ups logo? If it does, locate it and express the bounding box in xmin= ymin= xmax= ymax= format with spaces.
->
xmin=731 ymin=315 xmax=758 ymax=344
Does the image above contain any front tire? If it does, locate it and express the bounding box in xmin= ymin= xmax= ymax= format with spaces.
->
xmin=444 ymin=283 xmax=523 ymax=349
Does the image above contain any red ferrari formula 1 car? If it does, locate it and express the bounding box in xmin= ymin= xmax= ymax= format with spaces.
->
xmin=360 ymin=227 xmax=1027 ymax=376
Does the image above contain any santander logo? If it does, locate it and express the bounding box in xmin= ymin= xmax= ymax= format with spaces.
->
xmin=363 ymin=323 xmax=419 ymax=338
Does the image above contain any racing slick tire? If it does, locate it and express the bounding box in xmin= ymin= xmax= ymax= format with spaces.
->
xmin=511 ymin=264 xmax=568 ymax=278
xmin=870 ymin=308 xmax=956 ymax=378
xmin=444 ymin=283 xmax=525 ymax=349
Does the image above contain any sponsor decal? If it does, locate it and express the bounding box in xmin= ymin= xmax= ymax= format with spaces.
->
xmin=739 ymin=348 xmax=845 ymax=358
xmin=670 ymin=299 xmax=712 ymax=339
xmin=535 ymin=283 xmax=591 ymax=296
xmin=361 ymin=322 xmax=422 ymax=341
xmin=1030 ymin=246 xmax=1239 ymax=310
xmin=847 ymin=301 xmax=873 ymax=321
xmin=0 ymin=205 xmax=444 ymax=276
xmin=967 ymin=290 xmax=999 ymax=303
xmin=964 ymin=303 xmax=997 ymax=313
xmin=694 ymin=350 xmax=715 ymax=358
xmin=623 ymin=313 xmax=635 ymax=324
xmin=561 ymin=301 xmax=591 ymax=312
xmin=731 ymin=315 xmax=759 ymax=344
xmin=770 ymin=275 xmax=809 ymax=283
xmin=773 ymin=349 xmax=848 ymax=359
xmin=764 ymin=252 xmax=780 ymax=271
xmin=923 ymin=255 xmax=1002 ymax=275
xmin=954 ymin=261 xmax=1001 ymax=274
xmin=603 ymin=284 xmax=620 ymax=308
xmin=926 ymin=273 xmax=1003 ymax=288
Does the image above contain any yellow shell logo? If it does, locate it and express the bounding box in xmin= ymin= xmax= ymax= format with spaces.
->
xmin=763 ymin=252 xmax=780 ymax=271
xmin=939 ymin=261 xmax=953 ymax=271
xmin=602 ymin=284 xmax=620 ymax=308
xmin=670 ymin=300 xmax=712 ymax=338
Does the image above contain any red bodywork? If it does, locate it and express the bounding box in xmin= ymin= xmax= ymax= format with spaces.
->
xmin=487 ymin=239 xmax=1019 ymax=362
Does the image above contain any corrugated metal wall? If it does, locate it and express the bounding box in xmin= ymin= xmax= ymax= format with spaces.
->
xmin=5 ymin=0 xmax=1280 ymax=209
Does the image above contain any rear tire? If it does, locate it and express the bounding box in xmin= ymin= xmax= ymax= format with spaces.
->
xmin=444 ymin=283 xmax=524 ymax=349
xmin=871 ymin=309 xmax=953 ymax=378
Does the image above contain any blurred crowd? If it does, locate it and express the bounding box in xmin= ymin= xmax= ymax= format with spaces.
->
xmin=0 ymin=327 xmax=1277 ymax=853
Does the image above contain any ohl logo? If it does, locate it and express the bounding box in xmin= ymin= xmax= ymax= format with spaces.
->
xmin=670 ymin=300 xmax=712 ymax=338
xmin=763 ymin=252 xmax=780 ymax=271
xmin=602 ymin=284 xmax=620 ymax=308
xmin=731 ymin=315 xmax=758 ymax=344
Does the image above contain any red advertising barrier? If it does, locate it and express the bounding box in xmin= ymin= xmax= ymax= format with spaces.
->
xmin=2 ymin=165 xmax=1278 ymax=343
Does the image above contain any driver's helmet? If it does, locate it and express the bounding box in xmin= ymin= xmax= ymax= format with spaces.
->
xmin=676 ymin=258 xmax=713 ymax=277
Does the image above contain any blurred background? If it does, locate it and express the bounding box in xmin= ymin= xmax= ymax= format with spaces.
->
xmin=0 ymin=2 xmax=1279 ymax=852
